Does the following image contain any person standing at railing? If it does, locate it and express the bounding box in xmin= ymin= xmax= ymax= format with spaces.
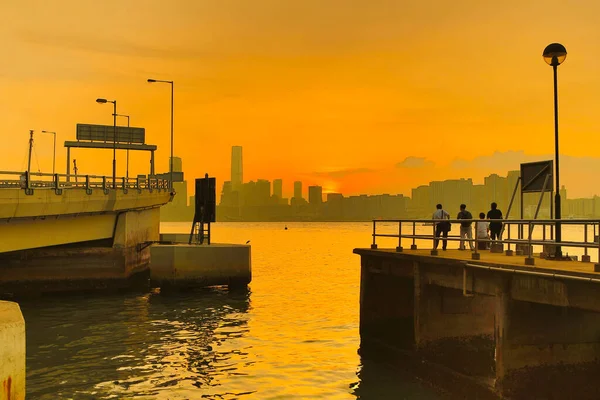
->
xmin=477 ymin=212 xmax=490 ymax=250
xmin=457 ymin=204 xmax=474 ymax=251
xmin=486 ymin=202 xmax=503 ymax=242
xmin=433 ymin=204 xmax=451 ymax=251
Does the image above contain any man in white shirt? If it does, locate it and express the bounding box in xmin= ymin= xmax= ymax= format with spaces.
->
xmin=432 ymin=204 xmax=450 ymax=250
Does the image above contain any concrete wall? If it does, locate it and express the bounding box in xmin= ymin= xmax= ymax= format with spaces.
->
xmin=150 ymin=243 xmax=251 ymax=288
xmin=114 ymin=208 xmax=160 ymax=248
xmin=0 ymin=213 xmax=115 ymax=253
xmin=0 ymin=301 xmax=25 ymax=400
xmin=356 ymin=249 xmax=600 ymax=399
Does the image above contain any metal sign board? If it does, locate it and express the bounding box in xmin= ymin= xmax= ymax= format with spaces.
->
xmin=76 ymin=124 xmax=145 ymax=144
xmin=521 ymin=160 xmax=553 ymax=193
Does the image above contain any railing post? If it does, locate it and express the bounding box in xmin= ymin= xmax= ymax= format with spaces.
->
xmin=102 ymin=176 xmax=107 ymax=191
xmin=430 ymin=223 xmax=438 ymax=256
xmin=505 ymin=223 xmax=514 ymax=256
xmin=122 ymin=177 xmax=127 ymax=191
xmin=54 ymin=173 xmax=59 ymax=189
xmin=472 ymin=221 xmax=480 ymax=260
xmin=396 ymin=221 xmax=403 ymax=252
xmin=525 ymin=221 xmax=534 ymax=266
xmin=370 ymin=221 xmax=377 ymax=249
xmin=410 ymin=222 xmax=417 ymax=250
xmin=596 ymin=223 xmax=600 ymax=272
xmin=583 ymin=223 xmax=591 ymax=262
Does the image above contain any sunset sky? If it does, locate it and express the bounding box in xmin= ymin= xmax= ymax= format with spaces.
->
xmin=2 ymin=0 xmax=600 ymax=199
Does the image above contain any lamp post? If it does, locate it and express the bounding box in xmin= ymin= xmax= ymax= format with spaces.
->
xmin=543 ymin=43 xmax=567 ymax=259
xmin=147 ymin=78 xmax=174 ymax=191
xmin=96 ymin=98 xmax=117 ymax=188
xmin=41 ymin=130 xmax=56 ymax=175
xmin=115 ymin=114 xmax=130 ymax=180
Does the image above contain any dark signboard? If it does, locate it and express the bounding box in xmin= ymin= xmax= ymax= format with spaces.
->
xmin=521 ymin=160 xmax=553 ymax=193
xmin=195 ymin=176 xmax=216 ymax=223
xmin=76 ymin=124 xmax=145 ymax=144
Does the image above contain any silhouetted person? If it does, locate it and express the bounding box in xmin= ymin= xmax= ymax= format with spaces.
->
xmin=476 ymin=212 xmax=490 ymax=250
xmin=487 ymin=202 xmax=503 ymax=242
xmin=457 ymin=204 xmax=474 ymax=250
xmin=433 ymin=204 xmax=450 ymax=250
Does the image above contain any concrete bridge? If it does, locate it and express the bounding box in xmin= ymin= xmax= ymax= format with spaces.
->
xmin=355 ymin=218 xmax=600 ymax=400
xmin=0 ymin=171 xmax=173 ymax=296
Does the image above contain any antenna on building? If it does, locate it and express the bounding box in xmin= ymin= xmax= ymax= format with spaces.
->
xmin=73 ymin=159 xmax=78 ymax=183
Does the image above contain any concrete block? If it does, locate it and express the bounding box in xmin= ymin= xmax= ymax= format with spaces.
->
xmin=490 ymin=243 xmax=504 ymax=253
xmin=0 ymin=301 xmax=25 ymax=400
xmin=150 ymin=243 xmax=251 ymax=288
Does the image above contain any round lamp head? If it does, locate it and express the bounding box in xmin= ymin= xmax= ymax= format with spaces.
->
xmin=543 ymin=43 xmax=567 ymax=66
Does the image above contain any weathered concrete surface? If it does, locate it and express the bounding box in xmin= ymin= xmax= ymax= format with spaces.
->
xmin=160 ymin=233 xmax=193 ymax=243
xmin=0 ymin=301 xmax=25 ymax=400
xmin=356 ymin=248 xmax=600 ymax=399
xmin=359 ymin=255 xmax=414 ymax=348
xmin=0 ymin=189 xmax=171 ymax=253
xmin=150 ymin=243 xmax=251 ymax=288
xmin=0 ymin=208 xmax=161 ymax=297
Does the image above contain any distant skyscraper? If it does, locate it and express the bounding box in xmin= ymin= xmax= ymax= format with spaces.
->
xmin=273 ymin=179 xmax=283 ymax=199
xmin=231 ymin=146 xmax=243 ymax=191
xmin=294 ymin=181 xmax=302 ymax=200
xmin=170 ymin=156 xmax=183 ymax=173
xmin=308 ymin=186 xmax=323 ymax=205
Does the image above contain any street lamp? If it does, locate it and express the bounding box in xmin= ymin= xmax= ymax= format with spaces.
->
xmin=543 ymin=42 xmax=567 ymax=259
xmin=41 ymin=130 xmax=56 ymax=175
xmin=147 ymin=78 xmax=174 ymax=191
xmin=115 ymin=114 xmax=130 ymax=179
xmin=96 ymin=98 xmax=117 ymax=188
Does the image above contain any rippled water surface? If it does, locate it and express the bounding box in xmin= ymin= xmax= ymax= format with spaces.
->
xmin=22 ymin=222 xmax=454 ymax=399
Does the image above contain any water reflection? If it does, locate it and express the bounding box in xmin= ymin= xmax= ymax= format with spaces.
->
xmin=22 ymin=288 xmax=251 ymax=399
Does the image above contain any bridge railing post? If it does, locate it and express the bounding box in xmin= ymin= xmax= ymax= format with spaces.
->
xmin=53 ymin=174 xmax=59 ymax=189
xmin=102 ymin=176 xmax=107 ymax=191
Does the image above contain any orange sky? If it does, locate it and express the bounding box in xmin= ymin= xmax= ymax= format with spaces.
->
xmin=1 ymin=0 xmax=600 ymax=198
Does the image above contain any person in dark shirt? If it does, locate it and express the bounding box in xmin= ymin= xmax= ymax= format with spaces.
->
xmin=486 ymin=202 xmax=503 ymax=241
xmin=457 ymin=204 xmax=474 ymax=250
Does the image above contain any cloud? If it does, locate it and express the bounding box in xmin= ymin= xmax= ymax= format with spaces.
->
xmin=395 ymin=156 xmax=434 ymax=169
xmin=310 ymin=167 xmax=375 ymax=179
xmin=451 ymin=150 xmax=541 ymax=170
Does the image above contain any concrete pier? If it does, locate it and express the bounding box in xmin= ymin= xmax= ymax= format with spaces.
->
xmin=151 ymin=235 xmax=251 ymax=289
xmin=0 ymin=301 xmax=25 ymax=400
xmin=355 ymin=248 xmax=600 ymax=399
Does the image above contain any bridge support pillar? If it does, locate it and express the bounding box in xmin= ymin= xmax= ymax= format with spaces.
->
xmin=495 ymin=282 xmax=600 ymax=399
xmin=0 ymin=301 xmax=25 ymax=400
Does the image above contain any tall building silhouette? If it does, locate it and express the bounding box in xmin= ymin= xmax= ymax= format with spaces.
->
xmin=231 ymin=146 xmax=243 ymax=191
xmin=308 ymin=186 xmax=323 ymax=205
xmin=273 ymin=179 xmax=283 ymax=199
xmin=293 ymin=181 xmax=302 ymax=200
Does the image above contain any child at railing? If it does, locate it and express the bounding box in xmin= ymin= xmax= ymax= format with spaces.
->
xmin=476 ymin=212 xmax=490 ymax=250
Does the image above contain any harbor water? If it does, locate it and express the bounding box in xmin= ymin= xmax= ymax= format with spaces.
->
xmin=21 ymin=222 xmax=591 ymax=399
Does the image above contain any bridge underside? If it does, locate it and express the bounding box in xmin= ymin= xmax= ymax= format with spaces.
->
xmin=0 ymin=188 xmax=172 ymax=296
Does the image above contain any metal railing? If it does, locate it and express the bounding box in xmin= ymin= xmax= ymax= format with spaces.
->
xmin=370 ymin=218 xmax=600 ymax=266
xmin=0 ymin=170 xmax=171 ymax=192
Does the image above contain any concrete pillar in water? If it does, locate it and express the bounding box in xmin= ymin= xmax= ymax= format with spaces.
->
xmin=0 ymin=301 xmax=25 ymax=400
xmin=414 ymin=261 xmax=496 ymax=376
xmin=358 ymin=255 xmax=415 ymax=349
